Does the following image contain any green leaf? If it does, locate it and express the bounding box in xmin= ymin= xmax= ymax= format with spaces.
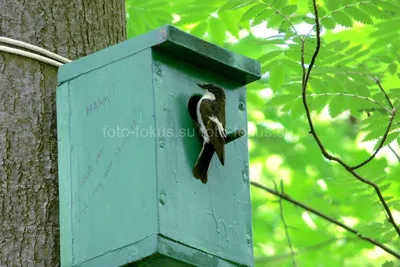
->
xmin=309 ymin=95 xmax=328 ymax=113
xmin=278 ymin=20 xmax=292 ymax=32
xmin=379 ymin=183 xmax=391 ymax=192
xmin=262 ymin=59 xmax=280 ymax=73
xmin=267 ymin=94 xmax=298 ymax=106
xmin=376 ymin=0 xmax=400 ymax=13
xmin=253 ymin=9 xmax=275 ymax=26
xmin=359 ymin=3 xmax=390 ymax=20
xmin=219 ymin=12 xmax=240 ymax=38
xmin=388 ymin=63 xmax=398 ymax=75
xmin=346 ymin=6 xmax=373 ymax=25
xmin=208 ymin=18 xmax=225 ymax=46
xmin=358 ymin=222 xmax=386 ymax=236
xmin=317 ymin=6 xmax=328 ymax=17
xmin=269 ymin=64 xmax=286 ymax=90
xmin=371 ymin=175 xmax=387 ymax=185
xmin=267 ymin=13 xmax=285 ymax=28
xmin=219 ymin=0 xmax=256 ymax=12
xmin=379 ymin=230 xmax=396 ymax=243
xmin=360 ymin=113 xmax=388 ymax=132
xmin=304 ymin=16 xmax=316 ymax=24
xmin=362 ymin=130 xmax=385 ymax=142
xmin=344 ymin=44 xmax=362 ymax=55
xmin=240 ymin=4 xmax=266 ymax=22
xmin=332 ymin=11 xmax=353 ymax=27
xmin=272 ymin=0 xmax=288 ymax=9
xmin=341 ymin=76 xmax=358 ymax=94
xmin=329 ymin=95 xmax=348 ymax=118
xmin=285 ymin=44 xmax=301 ymax=60
xmin=325 ymin=0 xmax=340 ymax=11
xmin=349 ymin=74 xmax=374 ymax=88
xmin=382 ymin=261 xmax=395 ymax=267
xmin=333 ymin=40 xmax=350 ymax=51
xmin=341 ymin=0 xmax=353 ymax=5
xmin=321 ymin=17 xmax=337 ymax=30
xmin=388 ymin=200 xmax=400 ymax=210
xmin=176 ymin=13 xmax=210 ymax=26
xmin=281 ymin=5 xmax=297 ymax=16
xmin=309 ymin=78 xmax=329 ymax=93
xmin=290 ymin=97 xmax=305 ymax=118
xmin=353 ymin=49 xmax=370 ymax=59
xmin=324 ymin=75 xmax=343 ymax=92
xmin=282 ymin=82 xmax=301 ymax=92
xmin=281 ymin=59 xmax=301 ymax=72
xmin=373 ymin=131 xmax=399 ymax=150
xmin=258 ymin=50 xmax=284 ymax=63
xmin=190 ymin=22 xmax=208 ymax=38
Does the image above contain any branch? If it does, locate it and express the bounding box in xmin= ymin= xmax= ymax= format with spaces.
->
xmin=351 ymin=105 xmax=399 ymax=170
xmin=301 ymin=0 xmax=400 ymax=238
xmin=250 ymin=181 xmax=400 ymax=259
xmin=301 ymin=0 xmax=320 ymax=91
xmin=274 ymin=181 xmax=296 ymax=267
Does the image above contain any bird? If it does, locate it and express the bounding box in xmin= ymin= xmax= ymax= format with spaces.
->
xmin=192 ymin=83 xmax=226 ymax=184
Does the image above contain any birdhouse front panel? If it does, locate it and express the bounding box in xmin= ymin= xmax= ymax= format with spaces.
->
xmin=151 ymin=50 xmax=253 ymax=266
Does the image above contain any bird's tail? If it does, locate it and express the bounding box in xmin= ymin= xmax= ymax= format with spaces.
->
xmin=193 ymin=144 xmax=214 ymax=184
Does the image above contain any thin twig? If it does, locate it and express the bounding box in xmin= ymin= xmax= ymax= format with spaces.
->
xmin=305 ymin=1 xmax=372 ymax=38
xmin=366 ymin=112 xmax=400 ymax=162
xmin=388 ymin=144 xmax=400 ymax=162
xmin=255 ymin=238 xmax=354 ymax=263
xmin=310 ymin=93 xmax=391 ymax=114
xmin=351 ymin=105 xmax=399 ymax=170
xmin=254 ymin=0 xmax=298 ymax=35
xmin=250 ymin=181 xmax=400 ymax=259
xmin=301 ymin=0 xmax=400 ymax=238
xmin=363 ymin=101 xmax=400 ymax=163
xmin=274 ymin=181 xmax=296 ymax=267
xmin=375 ymin=78 xmax=394 ymax=109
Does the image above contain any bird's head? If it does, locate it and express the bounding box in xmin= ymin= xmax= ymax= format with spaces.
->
xmin=197 ymin=83 xmax=225 ymax=98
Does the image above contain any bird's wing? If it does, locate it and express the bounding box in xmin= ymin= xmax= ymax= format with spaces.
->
xmin=206 ymin=120 xmax=225 ymax=165
xmin=199 ymin=98 xmax=226 ymax=165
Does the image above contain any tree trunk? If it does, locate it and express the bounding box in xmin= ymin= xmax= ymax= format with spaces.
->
xmin=0 ymin=1 xmax=126 ymax=266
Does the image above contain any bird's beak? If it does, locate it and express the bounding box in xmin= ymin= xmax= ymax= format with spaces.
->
xmin=197 ymin=84 xmax=206 ymax=89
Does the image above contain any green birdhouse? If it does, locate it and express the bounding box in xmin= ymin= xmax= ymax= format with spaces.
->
xmin=57 ymin=25 xmax=261 ymax=267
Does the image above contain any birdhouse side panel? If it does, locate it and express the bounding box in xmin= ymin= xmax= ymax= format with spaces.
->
xmin=57 ymin=49 xmax=159 ymax=265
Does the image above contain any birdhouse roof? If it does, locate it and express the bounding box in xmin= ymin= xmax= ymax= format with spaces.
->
xmin=58 ymin=25 xmax=261 ymax=85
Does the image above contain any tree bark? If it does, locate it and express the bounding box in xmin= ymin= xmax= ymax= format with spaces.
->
xmin=0 ymin=1 xmax=126 ymax=266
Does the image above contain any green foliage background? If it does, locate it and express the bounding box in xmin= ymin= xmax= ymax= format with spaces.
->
xmin=126 ymin=0 xmax=400 ymax=266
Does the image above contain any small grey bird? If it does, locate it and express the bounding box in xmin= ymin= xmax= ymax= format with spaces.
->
xmin=193 ymin=83 xmax=226 ymax=184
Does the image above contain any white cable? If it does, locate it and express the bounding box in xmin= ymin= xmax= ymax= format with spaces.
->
xmin=0 ymin=36 xmax=71 ymax=64
xmin=0 ymin=45 xmax=63 ymax=67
